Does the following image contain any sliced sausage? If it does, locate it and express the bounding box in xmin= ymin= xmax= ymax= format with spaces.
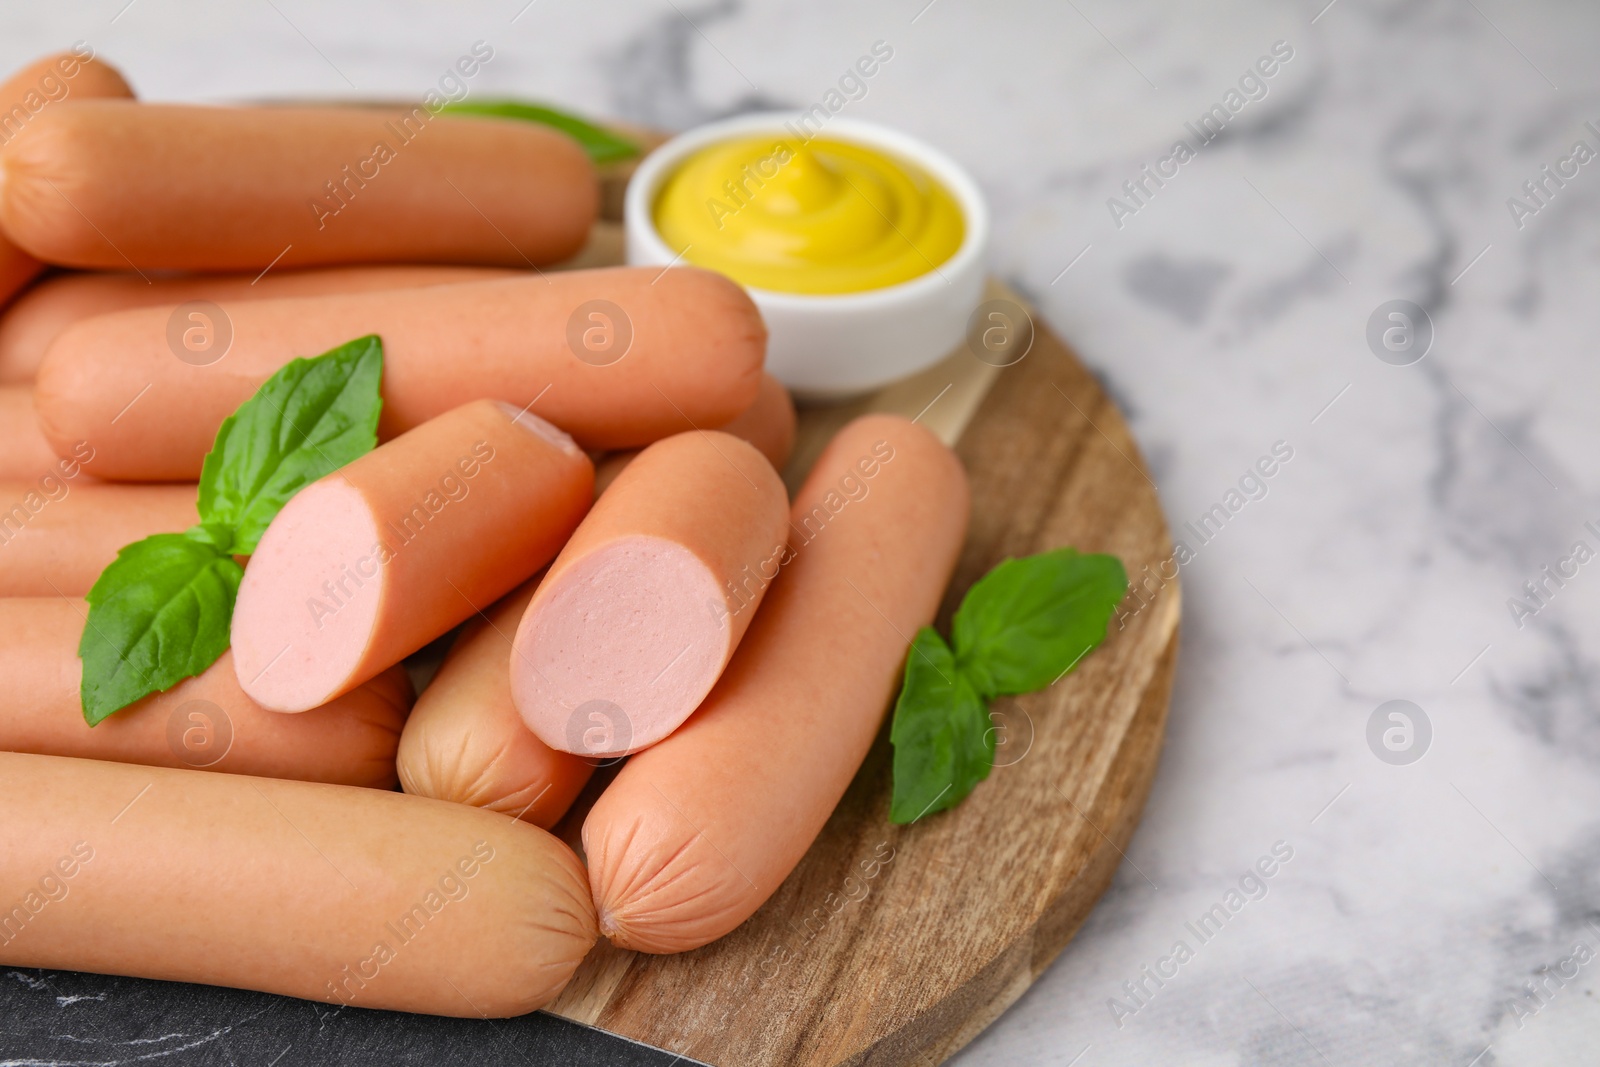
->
xmin=593 ymin=371 xmax=795 ymax=494
xmin=583 ymin=414 xmax=968 ymax=952
xmin=512 ymin=431 xmax=789 ymax=757
xmin=0 ymin=751 xmax=595 ymax=1016
xmin=35 ymin=266 xmax=766 ymax=480
xmin=0 ymin=264 xmax=517 ymax=384
xmin=233 ymin=400 xmax=593 ymax=713
xmin=0 ymin=598 xmax=410 ymax=788
xmin=0 ymin=102 xmax=595 ymax=271
xmin=398 ymin=578 xmax=594 ymax=828
xmin=0 ymin=50 xmax=135 ymax=308
xmin=0 ymin=480 xmax=196 ymax=596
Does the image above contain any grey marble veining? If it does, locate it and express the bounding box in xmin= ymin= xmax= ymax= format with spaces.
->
xmin=0 ymin=967 xmax=706 ymax=1065
xmin=2 ymin=1 xmax=1599 ymax=1064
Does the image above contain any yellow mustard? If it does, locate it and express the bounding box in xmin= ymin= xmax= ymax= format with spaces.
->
xmin=652 ymin=134 xmax=964 ymax=295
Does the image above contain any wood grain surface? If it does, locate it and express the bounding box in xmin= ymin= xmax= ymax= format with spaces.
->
xmin=545 ymin=208 xmax=1181 ymax=1063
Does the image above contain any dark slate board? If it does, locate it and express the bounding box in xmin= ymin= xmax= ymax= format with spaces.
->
xmin=0 ymin=967 xmax=707 ymax=1065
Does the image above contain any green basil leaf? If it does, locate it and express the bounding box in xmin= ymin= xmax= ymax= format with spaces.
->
xmin=889 ymin=627 xmax=994 ymax=824
xmin=951 ymin=549 xmax=1127 ymax=698
xmin=80 ymin=335 xmax=385 ymax=724
xmin=79 ymin=532 xmax=244 ymax=726
xmin=441 ymin=100 xmax=640 ymax=164
xmin=197 ymin=334 xmax=383 ymax=554
xmin=184 ymin=522 xmax=236 ymax=552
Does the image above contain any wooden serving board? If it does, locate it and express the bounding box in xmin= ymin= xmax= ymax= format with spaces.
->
xmin=543 ymin=154 xmax=1182 ymax=1063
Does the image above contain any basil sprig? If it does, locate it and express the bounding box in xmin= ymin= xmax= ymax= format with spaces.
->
xmin=198 ymin=335 xmax=383 ymax=554
xmin=889 ymin=549 xmax=1127 ymax=823
xmin=441 ymin=100 xmax=639 ymax=165
xmin=79 ymin=335 xmax=384 ymax=725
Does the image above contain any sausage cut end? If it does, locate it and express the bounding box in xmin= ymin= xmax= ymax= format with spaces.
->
xmin=232 ymin=477 xmax=384 ymax=712
xmin=512 ymin=535 xmax=730 ymax=756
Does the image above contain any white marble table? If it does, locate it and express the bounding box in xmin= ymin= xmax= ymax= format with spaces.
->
xmin=4 ymin=2 xmax=1599 ymax=1064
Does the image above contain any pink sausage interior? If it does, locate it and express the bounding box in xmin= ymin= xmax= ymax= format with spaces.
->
xmin=231 ymin=479 xmax=383 ymax=712
xmin=512 ymin=535 xmax=730 ymax=757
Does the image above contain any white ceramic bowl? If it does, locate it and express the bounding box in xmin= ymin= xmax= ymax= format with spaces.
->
xmin=624 ymin=112 xmax=990 ymax=399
